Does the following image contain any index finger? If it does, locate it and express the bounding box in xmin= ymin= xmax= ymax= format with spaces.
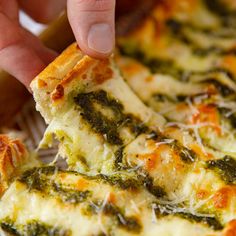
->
xmin=18 ymin=0 xmax=66 ymax=23
xmin=0 ymin=13 xmax=46 ymax=86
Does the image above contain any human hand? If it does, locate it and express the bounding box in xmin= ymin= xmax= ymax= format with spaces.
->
xmin=0 ymin=0 xmax=115 ymax=87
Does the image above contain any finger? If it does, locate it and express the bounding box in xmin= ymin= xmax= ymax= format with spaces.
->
xmin=67 ymin=0 xmax=116 ymax=59
xmin=0 ymin=0 xmax=19 ymax=22
xmin=18 ymin=0 xmax=66 ymax=24
xmin=0 ymin=43 xmax=46 ymax=87
xmin=0 ymin=13 xmax=46 ymax=86
xmin=22 ymin=28 xmax=57 ymax=64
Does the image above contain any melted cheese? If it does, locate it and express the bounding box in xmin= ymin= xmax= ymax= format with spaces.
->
xmin=0 ymin=168 xmax=219 ymax=236
xmin=20 ymin=0 xmax=236 ymax=235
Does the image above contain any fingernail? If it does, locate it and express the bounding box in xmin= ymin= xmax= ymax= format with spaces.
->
xmin=88 ymin=23 xmax=114 ymax=54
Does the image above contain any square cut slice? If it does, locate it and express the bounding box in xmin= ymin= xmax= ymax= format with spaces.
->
xmin=0 ymin=134 xmax=39 ymax=196
xmin=30 ymin=43 xmax=166 ymax=175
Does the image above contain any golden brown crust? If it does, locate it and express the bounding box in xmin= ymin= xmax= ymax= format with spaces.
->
xmin=50 ymin=56 xmax=96 ymax=103
xmin=0 ymin=135 xmax=29 ymax=196
xmin=30 ymin=43 xmax=84 ymax=123
xmin=33 ymin=43 xmax=83 ymax=87
xmin=37 ymin=78 xmax=48 ymax=88
xmin=212 ymin=186 xmax=236 ymax=210
xmin=31 ymin=43 xmax=115 ymax=121
xmin=59 ymin=56 xmax=95 ymax=87
xmin=223 ymin=220 xmax=236 ymax=236
xmin=92 ymin=59 xmax=113 ymax=84
xmin=50 ymin=56 xmax=114 ymax=103
xmin=51 ymin=84 xmax=64 ymax=101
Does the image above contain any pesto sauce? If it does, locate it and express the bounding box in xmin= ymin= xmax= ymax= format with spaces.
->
xmin=74 ymin=90 xmax=148 ymax=146
xmin=166 ymin=19 xmax=213 ymax=56
xmin=74 ymin=91 xmax=123 ymax=145
xmin=20 ymin=166 xmax=166 ymax=206
xmin=204 ymin=0 xmax=236 ymax=27
xmin=187 ymin=68 xmax=236 ymax=97
xmin=20 ymin=166 xmax=158 ymax=205
xmin=153 ymin=93 xmax=177 ymax=103
xmin=143 ymin=174 xmax=166 ymax=198
xmin=19 ymin=166 xmax=56 ymax=191
xmin=114 ymin=147 xmax=124 ymax=170
xmin=99 ymin=172 xmax=167 ymax=198
xmin=99 ymin=173 xmax=142 ymax=190
xmin=144 ymin=57 xmax=184 ymax=79
xmin=166 ymin=19 xmax=234 ymax=57
xmin=204 ymin=0 xmax=235 ymax=16
xmin=153 ymin=203 xmax=223 ymax=230
xmin=192 ymin=47 xmax=224 ymax=57
xmin=86 ymin=201 xmax=142 ymax=233
xmin=201 ymin=79 xmax=235 ymax=97
xmin=19 ymin=167 xmax=91 ymax=205
xmin=119 ymin=46 xmax=185 ymax=79
xmin=228 ymin=113 xmax=236 ymax=129
xmin=1 ymin=219 xmax=20 ymax=236
xmin=52 ymin=184 xmax=91 ymax=204
xmin=179 ymin=148 xmax=196 ymax=164
xmin=1 ymin=218 xmax=71 ymax=236
xmin=120 ymin=44 xmax=236 ymax=84
xmin=169 ymin=140 xmax=196 ymax=163
xmin=166 ymin=19 xmax=188 ymax=41
xmin=207 ymin=156 xmax=236 ymax=184
xmin=218 ymin=107 xmax=236 ymax=128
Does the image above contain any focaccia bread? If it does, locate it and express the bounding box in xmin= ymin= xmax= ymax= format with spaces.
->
xmin=1 ymin=165 xmax=232 ymax=236
xmin=30 ymin=43 xmax=166 ymax=175
xmin=117 ymin=0 xmax=236 ymax=157
xmin=30 ymin=42 xmax=236 ymax=235
xmin=23 ymin=0 xmax=236 ymax=235
xmin=31 ymin=44 xmax=202 ymax=200
xmin=0 ymin=136 xmax=229 ymax=236
xmin=0 ymin=135 xmax=38 ymax=196
xmin=117 ymin=0 xmax=236 ymax=177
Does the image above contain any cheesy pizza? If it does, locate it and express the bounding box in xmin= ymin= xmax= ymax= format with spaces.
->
xmin=0 ymin=0 xmax=236 ymax=235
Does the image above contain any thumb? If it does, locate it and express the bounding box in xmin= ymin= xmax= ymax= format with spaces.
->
xmin=67 ymin=0 xmax=115 ymax=59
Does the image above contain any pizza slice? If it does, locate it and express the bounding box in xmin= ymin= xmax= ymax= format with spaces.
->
xmin=31 ymin=43 xmax=210 ymax=200
xmin=114 ymin=0 xmax=236 ymax=230
xmin=0 ymin=0 xmax=235 ymax=235
xmin=3 ymin=166 xmax=231 ymax=236
xmin=29 ymin=42 xmax=236 ymax=234
xmin=118 ymin=0 xmax=236 ymax=78
xmin=31 ymin=43 xmax=191 ymax=194
xmin=117 ymin=55 xmax=236 ymax=158
xmin=0 ymin=134 xmax=39 ymax=196
xmin=1 ymin=135 xmax=232 ymax=236
xmin=117 ymin=0 xmax=236 ymax=158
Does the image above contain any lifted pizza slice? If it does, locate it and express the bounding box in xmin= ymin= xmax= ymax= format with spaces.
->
xmin=31 ymin=44 xmax=209 ymax=201
xmin=30 ymin=42 xmax=236 ymax=234
xmin=31 ymin=44 xmax=188 ymax=187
